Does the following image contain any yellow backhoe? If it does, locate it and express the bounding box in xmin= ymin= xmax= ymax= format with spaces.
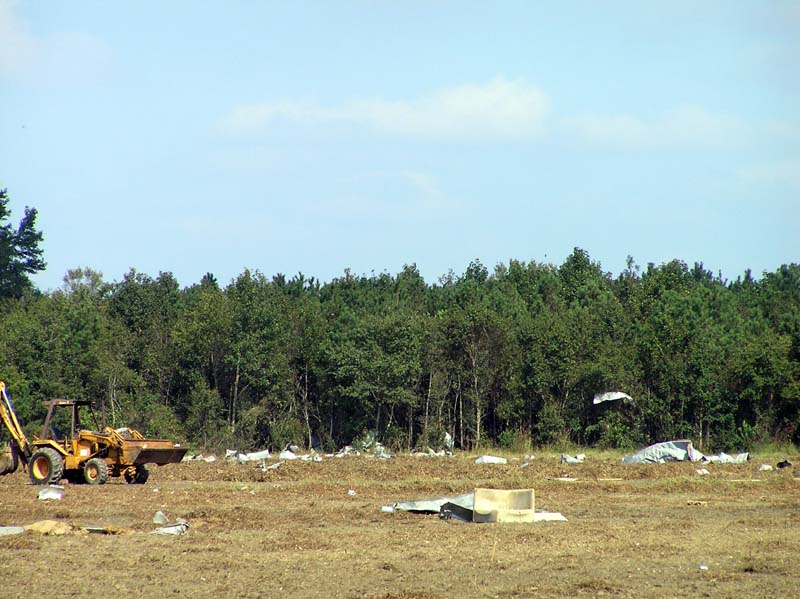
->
xmin=0 ymin=381 xmax=187 ymax=485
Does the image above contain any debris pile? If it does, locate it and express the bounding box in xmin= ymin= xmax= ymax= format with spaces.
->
xmin=622 ymin=440 xmax=750 ymax=465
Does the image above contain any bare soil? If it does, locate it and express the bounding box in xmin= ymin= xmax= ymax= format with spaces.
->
xmin=1 ymin=452 xmax=798 ymax=598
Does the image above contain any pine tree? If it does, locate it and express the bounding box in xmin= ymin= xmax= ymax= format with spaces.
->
xmin=0 ymin=188 xmax=46 ymax=298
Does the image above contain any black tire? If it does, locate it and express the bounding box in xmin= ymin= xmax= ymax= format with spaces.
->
xmin=124 ymin=464 xmax=149 ymax=484
xmin=28 ymin=447 xmax=64 ymax=485
xmin=0 ymin=443 xmax=19 ymax=475
xmin=64 ymin=470 xmax=84 ymax=484
xmin=83 ymin=458 xmax=109 ymax=485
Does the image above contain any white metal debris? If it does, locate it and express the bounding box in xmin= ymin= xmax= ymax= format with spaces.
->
xmin=593 ymin=391 xmax=633 ymax=405
xmin=151 ymin=518 xmax=190 ymax=536
xmin=37 ymin=485 xmax=64 ymax=501
xmin=475 ymin=455 xmax=507 ymax=465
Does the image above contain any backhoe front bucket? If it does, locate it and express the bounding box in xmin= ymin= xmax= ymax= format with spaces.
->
xmin=129 ymin=446 xmax=188 ymax=466
xmin=0 ymin=443 xmax=19 ymax=475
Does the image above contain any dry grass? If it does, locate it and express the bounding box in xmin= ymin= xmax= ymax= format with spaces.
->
xmin=1 ymin=452 xmax=798 ymax=598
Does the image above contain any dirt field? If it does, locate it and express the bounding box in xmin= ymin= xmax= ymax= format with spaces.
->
xmin=1 ymin=451 xmax=798 ymax=598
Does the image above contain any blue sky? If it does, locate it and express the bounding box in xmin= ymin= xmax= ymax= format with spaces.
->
xmin=1 ymin=1 xmax=798 ymax=291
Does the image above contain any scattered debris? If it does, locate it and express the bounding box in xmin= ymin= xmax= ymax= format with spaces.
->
xmin=556 ymin=477 xmax=577 ymax=482
xmin=623 ymin=440 xmax=751 ymax=465
xmin=153 ymin=511 xmax=169 ymax=525
xmin=151 ymin=518 xmax=189 ymax=536
xmin=239 ymin=449 xmax=271 ymax=463
xmin=183 ymin=453 xmax=217 ymax=463
xmin=333 ymin=445 xmax=360 ymax=458
xmin=776 ymin=460 xmax=793 ymax=469
xmin=534 ymin=512 xmax=568 ymax=522
xmin=687 ymin=500 xmax=708 ymax=506
xmin=381 ymin=505 xmax=396 ymax=513
xmin=0 ymin=526 xmax=25 ymax=536
xmin=279 ymin=449 xmax=298 ymax=460
xmin=82 ymin=526 xmax=132 ymax=535
xmin=560 ymin=453 xmax=585 ymax=465
xmin=475 ymin=455 xmax=507 ymax=465
xmin=698 ymin=563 xmax=709 ymax=571
xmin=593 ymin=391 xmax=633 ymax=405
xmin=299 ymin=452 xmax=323 ymax=462
xmin=520 ymin=462 xmax=530 ymax=469
xmin=26 ymin=520 xmax=72 ymax=535
xmin=261 ymin=460 xmax=284 ymax=471
xmin=37 ymin=485 xmax=64 ymax=501
xmin=702 ymin=452 xmax=750 ymax=464
xmin=441 ymin=488 xmax=535 ymax=523
xmin=696 ymin=468 xmax=710 ymax=476
xmin=623 ymin=440 xmax=702 ymax=464
xmin=758 ymin=464 xmax=773 ymax=472
xmin=347 ymin=489 xmax=357 ymax=496
xmin=444 ymin=431 xmax=454 ymax=451
xmin=394 ymin=489 xmax=566 ymax=523
xmin=367 ymin=445 xmax=394 ymax=459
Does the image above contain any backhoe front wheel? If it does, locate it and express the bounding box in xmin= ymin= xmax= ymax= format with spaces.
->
xmin=124 ymin=464 xmax=149 ymax=484
xmin=83 ymin=458 xmax=109 ymax=485
xmin=29 ymin=448 xmax=64 ymax=485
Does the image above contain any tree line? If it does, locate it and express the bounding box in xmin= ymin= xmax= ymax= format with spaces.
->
xmin=0 ymin=189 xmax=798 ymax=452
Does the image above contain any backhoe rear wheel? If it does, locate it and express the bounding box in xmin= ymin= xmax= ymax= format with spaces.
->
xmin=83 ymin=458 xmax=109 ymax=485
xmin=124 ymin=464 xmax=149 ymax=484
xmin=29 ymin=447 xmax=64 ymax=485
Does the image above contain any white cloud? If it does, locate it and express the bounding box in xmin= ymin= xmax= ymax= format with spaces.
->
xmin=563 ymin=104 xmax=749 ymax=149
xmin=0 ymin=0 xmax=36 ymax=74
xmin=0 ymin=0 xmax=110 ymax=83
xmin=218 ymin=78 xmax=550 ymax=141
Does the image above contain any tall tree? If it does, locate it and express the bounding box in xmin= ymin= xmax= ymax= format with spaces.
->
xmin=0 ymin=188 xmax=46 ymax=299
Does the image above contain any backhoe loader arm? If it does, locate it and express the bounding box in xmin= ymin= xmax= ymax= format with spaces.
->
xmin=1 ymin=381 xmax=32 ymax=462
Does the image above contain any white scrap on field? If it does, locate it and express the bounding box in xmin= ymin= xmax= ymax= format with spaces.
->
xmin=560 ymin=453 xmax=586 ymax=465
xmin=261 ymin=460 xmax=284 ymax=471
xmin=237 ymin=449 xmax=271 ymax=463
xmin=758 ymin=464 xmax=773 ymax=472
xmin=151 ymin=518 xmax=190 ymax=536
xmin=182 ymin=453 xmax=218 ymax=462
xmin=279 ymin=449 xmax=298 ymax=460
xmin=37 ymin=485 xmax=64 ymax=501
xmin=593 ymin=391 xmax=633 ymax=405
xmin=475 ymin=455 xmax=507 ymax=465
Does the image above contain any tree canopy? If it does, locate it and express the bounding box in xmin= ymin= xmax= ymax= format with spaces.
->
xmin=0 ymin=210 xmax=797 ymax=454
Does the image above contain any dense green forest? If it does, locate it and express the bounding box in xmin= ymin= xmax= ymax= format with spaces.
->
xmin=1 ymin=190 xmax=798 ymax=452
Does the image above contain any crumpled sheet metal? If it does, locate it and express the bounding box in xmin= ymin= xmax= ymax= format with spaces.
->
xmin=623 ymin=440 xmax=749 ymax=465
xmin=394 ymin=491 xmax=566 ymax=523
xmin=475 ymin=455 xmax=507 ymax=465
xmin=151 ymin=518 xmax=190 ymax=536
xmin=593 ymin=391 xmax=633 ymax=405
xmin=702 ymin=452 xmax=750 ymax=464
xmin=622 ymin=440 xmax=703 ymax=464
